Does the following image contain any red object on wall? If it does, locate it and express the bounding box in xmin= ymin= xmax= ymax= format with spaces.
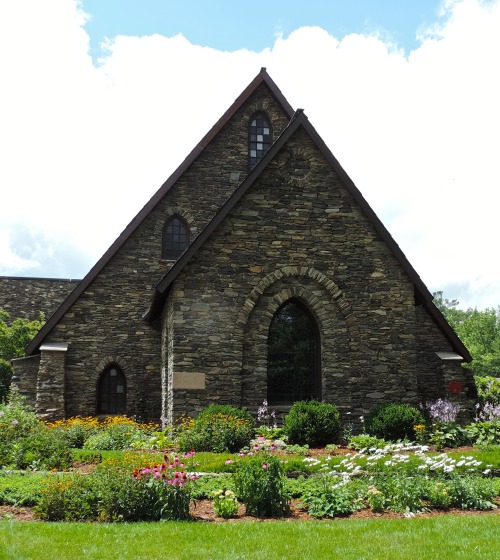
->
xmin=448 ymin=380 xmax=462 ymax=394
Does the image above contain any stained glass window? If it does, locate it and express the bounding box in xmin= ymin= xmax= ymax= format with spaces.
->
xmin=267 ymin=300 xmax=320 ymax=404
xmin=98 ymin=365 xmax=126 ymax=414
xmin=162 ymin=215 xmax=190 ymax=259
xmin=249 ymin=112 xmax=272 ymax=169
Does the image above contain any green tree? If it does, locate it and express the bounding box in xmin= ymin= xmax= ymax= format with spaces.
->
xmin=433 ymin=291 xmax=500 ymax=377
xmin=0 ymin=309 xmax=44 ymax=402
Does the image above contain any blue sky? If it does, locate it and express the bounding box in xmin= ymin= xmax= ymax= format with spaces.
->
xmin=1 ymin=0 xmax=499 ymax=310
xmin=82 ymin=0 xmax=443 ymax=59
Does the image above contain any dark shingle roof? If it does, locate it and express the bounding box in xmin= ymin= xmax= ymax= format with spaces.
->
xmin=144 ymin=109 xmax=472 ymax=362
xmin=27 ymin=69 xmax=293 ymax=355
xmin=27 ymin=70 xmax=471 ymax=362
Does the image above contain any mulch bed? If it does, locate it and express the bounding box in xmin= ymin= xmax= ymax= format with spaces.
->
xmin=2 ymin=501 xmax=499 ymax=523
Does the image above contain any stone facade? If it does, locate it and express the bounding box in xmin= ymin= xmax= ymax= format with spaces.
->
xmin=0 ymin=276 xmax=79 ymax=322
xmin=11 ymin=70 xmax=473 ymax=424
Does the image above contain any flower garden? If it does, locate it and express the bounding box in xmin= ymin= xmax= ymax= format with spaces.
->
xmin=1 ymin=395 xmax=499 ymax=524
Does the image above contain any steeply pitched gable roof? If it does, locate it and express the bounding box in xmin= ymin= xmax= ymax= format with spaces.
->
xmin=27 ymin=70 xmax=470 ymax=363
xmin=144 ymin=109 xmax=472 ymax=362
xmin=27 ymin=69 xmax=294 ymax=355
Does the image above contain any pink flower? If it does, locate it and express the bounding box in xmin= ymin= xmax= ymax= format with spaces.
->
xmin=258 ymin=436 xmax=265 ymax=442
xmin=253 ymin=444 xmax=260 ymax=450
xmin=270 ymin=444 xmax=276 ymax=450
xmin=11 ymin=419 xmax=18 ymax=426
xmin=262 ymin=463 xmax=269 ymax=470
xmin=225 ymin=459 xmax=234 ymax=464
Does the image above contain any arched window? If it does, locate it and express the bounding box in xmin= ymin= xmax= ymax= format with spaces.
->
xmin=97 ymin=365 xmax=126 ymax=414
xmin=162 ymin=215 xmax=190 ymax=260
xmin=267 ymin=299 xmax=320 ymax=405
xmin=248 ymin=112 xmax=272 ymax=170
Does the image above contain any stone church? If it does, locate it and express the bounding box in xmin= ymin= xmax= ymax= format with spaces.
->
xmin=12 ymin=69 xmax=474 ymax=424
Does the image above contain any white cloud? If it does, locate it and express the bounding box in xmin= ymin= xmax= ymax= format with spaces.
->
xmin=0 ymin=0 xmax=499 ymax=310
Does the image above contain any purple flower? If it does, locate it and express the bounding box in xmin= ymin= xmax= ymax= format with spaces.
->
xmin=476 ymin=402 xmax=500 ymax=422
xmin=427 ymin=399 xmax=460 ymax=423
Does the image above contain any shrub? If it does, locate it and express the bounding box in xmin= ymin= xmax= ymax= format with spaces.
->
xmin=365 ymin=403 xmax=424 ymax=442
xmin=375 ymin=474 xmax=427 ymax=513
xmin=475 ymin=375 xmax=500 ymax=405
xmin=36 ymin=474 xmax=99 ymax=521
xmin=234 ymin=453 xmax=289 ymax=517
xmin=366 ymin=485 xmax=386 ymax=512
xmin=427 ymin=481 xmax=452 ymax=510
xmin=348 ymin=434 xmax=388 ymax=452
xmin=211 ymin=489 xmax=239 ymax=518
xmin=466 ymin=420 xmax=500 ymax=447
xmin=10 ymin=425 xmax=72 ymax=470
xmin=282 ymin=400 xmax=341 ymax=447
xmin=0 ymin=472 xmax=45 ymax=506
xmin=428 ymin=422 xmax=469 ymax=450
xmin=0 ymin=394 xmax=71 ymax=470
xmin=82 ymin=416 xmax=155 ymax=451
xmin=301 ymin=476 xmax=366 ymax=518
xmin=177 ymin=404 xmax=255 ymax=453
xmin=37 ymin=454 xmax=195 ymax=521
xmin=190 ymin=474 xmax=235 ymax=500
xmin=0 ymin=310 xmax=45 ymax=402
xmin=46 ymin=416 xmax=99 ymax=448
xmin=447 ymin=474 xmax=498 ymax=510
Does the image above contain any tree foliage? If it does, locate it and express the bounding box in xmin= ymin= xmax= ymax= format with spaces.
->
xmin=0 ymin=309 xmax=44 ymax=402
xmin=433 ymin=291 xmax=500 ymax=377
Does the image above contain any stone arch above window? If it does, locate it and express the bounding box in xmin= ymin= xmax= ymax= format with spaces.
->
xmin=248 ymin=112 xmax=272 ymax=170
xmin=162 ymin=214 xmax=190 ymax=260
xmin=97 ymin=364 xmax=126 ymax=414
xmin=267 ymin=298 xmax=321 ymax=405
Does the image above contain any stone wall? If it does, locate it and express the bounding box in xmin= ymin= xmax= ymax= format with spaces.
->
xmin=11 ymin=354 xmax=40 ymax=408
xmin=0 ymin=276 xmax=80 ymax=322
xmin=164 ymin=127 xmax=432 ymax=423
xmin=10 ymin=79 xmax=470 ymax=424
xmin=415 ymin=304 xmax=475 ymax=420
xmin=17 ymin=82 xmax=292 ymax=421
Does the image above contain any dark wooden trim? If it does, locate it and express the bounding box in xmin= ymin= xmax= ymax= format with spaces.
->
xmin=145 ymin=110 xmax=471 ymax=361
xmin=27 ymin=69 xmax=294 ymax=355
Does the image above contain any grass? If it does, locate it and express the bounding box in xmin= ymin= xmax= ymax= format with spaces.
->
xmin=1 ymin=516 xmax=499 ymax=560
xmin=447 ymin=448 xmax=500 ymax=470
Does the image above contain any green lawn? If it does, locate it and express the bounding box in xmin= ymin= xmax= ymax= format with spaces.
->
xmin=1 ymin=515 xmax=499 ymax=560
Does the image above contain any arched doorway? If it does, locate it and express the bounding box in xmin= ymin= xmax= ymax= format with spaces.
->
xmin=267 ymin=299 xmax=321 ymax=404
xmin=97 ymin=365 xmax=126 ymax=414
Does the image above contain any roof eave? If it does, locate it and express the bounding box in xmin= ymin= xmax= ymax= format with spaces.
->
xmin=145 ymin=111 xmax=468 ymax=366
xmin=422 ymin=299 xmax=473 ymax=362
xmin=27 ymin=69 xmax=293 ymax=354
